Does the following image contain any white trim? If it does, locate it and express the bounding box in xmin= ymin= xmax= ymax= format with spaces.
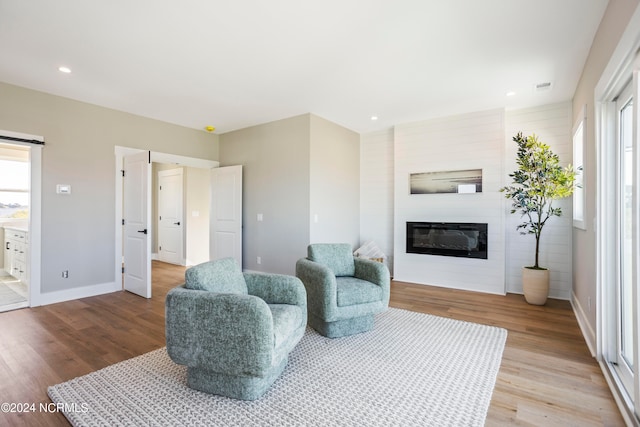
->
xmin=37 ymin=281 xmax=120 ymax=306
xmin=571 ymin=291 xmax=596 ymax=357
xmin=151 ymin=151 xmax=218 ymax=169
xmin=28 ymin=145 xmax=42 ymax=307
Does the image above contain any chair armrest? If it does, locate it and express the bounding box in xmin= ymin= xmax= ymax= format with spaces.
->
xmin=354 ymin=258 xmax=391 ymax=304
xmin=296 ymin=258 xmax=337 ymax=317
xmin=354 ymin=257 xmax=390 ymax=286
xmin=165 ymin=286 xmax=273 ymax=376
xmin=243 ymin=272 xmax=307 ymax=307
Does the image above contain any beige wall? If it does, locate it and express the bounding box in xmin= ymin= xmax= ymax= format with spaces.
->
xmin=219 ymin=114 xmax=311 ymax=275
xmin=571 ymin=0 xmax=640 ymax=335
xmin=309 ymin=115 xmax=360 ymax=247
xmin=0 ymin=82 xmax=218 ymax=295
xmin=185 ymin=166 xmax=210 ymax=266
xmin=219 ymin=113 xmax=360 ymax=275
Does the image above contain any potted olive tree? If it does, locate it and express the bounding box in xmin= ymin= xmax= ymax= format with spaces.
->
xmin=501 ymin=132 xmax=577 ymax=305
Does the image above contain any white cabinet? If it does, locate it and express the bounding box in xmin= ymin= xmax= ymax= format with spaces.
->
xmin=3 ymin=227 xmax=28 ymax=284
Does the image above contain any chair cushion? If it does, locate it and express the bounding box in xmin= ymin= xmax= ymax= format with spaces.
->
xmin=268 ymin=304 xmax=304 ymax=352
xmin=336 ymin=277 xmax=383 ymax=307
xmin=185 ymin=258 xmax=248 ymax=294
xmin=308 ymin=243 xmax=355 ymax=277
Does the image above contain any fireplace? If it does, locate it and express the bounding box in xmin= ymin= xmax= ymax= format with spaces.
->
xmin=406 ymin=222 xmax=488 ymax=259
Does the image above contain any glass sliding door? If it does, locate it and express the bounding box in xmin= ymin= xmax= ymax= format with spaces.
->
xmin=616 ymin=82 xmax=635 ymax=394
xmin=597 ymin=16 xmax=640 ymax=423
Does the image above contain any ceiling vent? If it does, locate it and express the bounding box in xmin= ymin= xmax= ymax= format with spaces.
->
xmin=534 ymin=82 xmax=553 ymax=93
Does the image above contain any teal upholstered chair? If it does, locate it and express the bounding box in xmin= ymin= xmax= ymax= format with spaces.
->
xmin=296 ymin=243 xmax=390 ymax=338
xmin=165 ymin=258 xmax=307 ymax=400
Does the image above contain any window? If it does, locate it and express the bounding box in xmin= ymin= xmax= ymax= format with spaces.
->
xmin=0 ymin=158 xmax=29 ymax=219
xmin=572 ymin=106 xmax=586 ymax=229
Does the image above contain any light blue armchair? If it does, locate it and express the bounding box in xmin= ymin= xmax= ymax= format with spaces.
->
xmin=296 ymin=243 xmax=390 ymax=338
xmin=165 ymin=258 xmax=307 ymax=400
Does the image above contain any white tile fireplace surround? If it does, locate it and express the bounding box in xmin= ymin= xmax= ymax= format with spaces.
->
xmin=360 ymin=103 xmax=573 ymax=299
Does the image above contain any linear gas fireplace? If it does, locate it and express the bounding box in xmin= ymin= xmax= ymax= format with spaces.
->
xmin=406 ymin=222 xmax=488 ymax=259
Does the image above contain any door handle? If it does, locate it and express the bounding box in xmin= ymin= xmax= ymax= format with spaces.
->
xmin=137 ymin=229 xmax=148 ymax=234
xmin=174 ymin=222 xmax=181 ymax=226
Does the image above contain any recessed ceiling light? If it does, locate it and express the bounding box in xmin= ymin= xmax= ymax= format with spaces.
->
xmin=371 ymin=116 xmax=378 ymax=121
xmin=58 ymin=66 xmax=72 ymax=73
xmin=506 ymin=91 xmax=516 ymax=97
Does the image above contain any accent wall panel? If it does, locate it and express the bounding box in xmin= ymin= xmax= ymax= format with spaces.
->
xmin=393 ymin=109 xmax=506 ymax=294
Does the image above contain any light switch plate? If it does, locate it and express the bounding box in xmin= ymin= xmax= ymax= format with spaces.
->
xmin=56 ymin=184 xmax=71 ymax=194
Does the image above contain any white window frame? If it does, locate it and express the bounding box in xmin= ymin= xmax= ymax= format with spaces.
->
xmin=572 ymin=105 xmax=587 ymax=230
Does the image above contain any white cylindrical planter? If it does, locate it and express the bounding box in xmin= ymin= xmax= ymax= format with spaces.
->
xmin=522 ymin=267 xmax=550 ymax=305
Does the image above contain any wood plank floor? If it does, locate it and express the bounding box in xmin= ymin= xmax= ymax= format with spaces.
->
xmin=0 ymin=261 xmax=625 ymax=426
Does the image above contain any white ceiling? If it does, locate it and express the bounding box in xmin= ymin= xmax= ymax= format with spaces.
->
xmin=0 ymin=0 xmax=609 ymax=134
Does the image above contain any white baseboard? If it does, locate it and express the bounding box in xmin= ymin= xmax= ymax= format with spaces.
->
xmin=34 ymin=281 xmax=121 ymax=306
xmin=571 ymin=291 xmax=597 ymax=358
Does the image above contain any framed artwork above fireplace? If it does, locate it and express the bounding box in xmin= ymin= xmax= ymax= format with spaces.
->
xmin=409 ymin=169 xmax=482 ymax=194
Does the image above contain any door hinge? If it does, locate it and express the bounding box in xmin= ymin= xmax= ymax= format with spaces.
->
xmin=159 ymin=246 xmax=162 ymax=251
xmin=159 ymin=215 xmax=162 ymax=221
xmin=122 ymin=219 xmax=125 ymax=225
xmin=159 ymin=185 xmax=162 ymax=190
xmin=121 ymin=169 xmax=125 ymax=177
xmin=122 ymin=266 xmax=125 ymax=273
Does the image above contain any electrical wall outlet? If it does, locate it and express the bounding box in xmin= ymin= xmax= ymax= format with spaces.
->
xmin=62 ymin=270 xmax=69 ymax=278
xmin=257 ymin=256 xmax=262 ymax=265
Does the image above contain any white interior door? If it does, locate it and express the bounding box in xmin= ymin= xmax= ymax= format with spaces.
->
xmin=210 ymin=165 xmax=242 ymax=266
xmin=158 ymin=168 xmax=184 ymax=265
xmin=123 ymin=151 xmax=151 ymax=298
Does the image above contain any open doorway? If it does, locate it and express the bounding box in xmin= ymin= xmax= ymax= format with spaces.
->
xmin=115 ymin=147 xmax=226 ymax=299
xmin=0 ymin=141 xmax=32 ymax=312
xmin=152 ymin=163 xmax=212 ymax=267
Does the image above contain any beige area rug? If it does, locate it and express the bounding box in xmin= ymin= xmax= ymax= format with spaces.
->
xmin=48 ymin=308 xmax=507 ymax=426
